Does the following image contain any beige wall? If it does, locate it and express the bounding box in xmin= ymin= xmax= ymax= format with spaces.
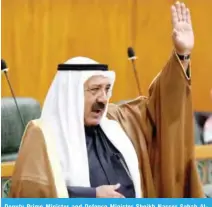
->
xmin=2 ymin=0 xmax=212 ymax=111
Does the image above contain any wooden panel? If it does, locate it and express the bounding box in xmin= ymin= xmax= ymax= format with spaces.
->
xmin=195 ymin=144 xmax=212 ymax=160
xmin=1 ymin=0 xmax=134 ymax=104
xmin=1 ymin=161 xmax=15 ymax=178
xmin=1 ymin=0 xmax=212 ymax=110
xmin=133 ymin=0 xmax=212 ymax=111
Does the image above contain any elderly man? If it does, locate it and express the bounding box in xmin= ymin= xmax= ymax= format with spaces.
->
xmin=9 ymin=2 xmax=204 ymax=198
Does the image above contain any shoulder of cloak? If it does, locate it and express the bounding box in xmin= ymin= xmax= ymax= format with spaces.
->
xmin=9 ymin=119 xmax=68 ymax=198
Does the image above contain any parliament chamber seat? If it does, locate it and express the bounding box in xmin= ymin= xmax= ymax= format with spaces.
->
xmin=194 ymin=111 xmax=212 ymax=197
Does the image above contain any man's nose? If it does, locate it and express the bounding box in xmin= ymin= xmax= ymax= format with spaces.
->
xmin=96 ymin=92 xmax=108 ymax=104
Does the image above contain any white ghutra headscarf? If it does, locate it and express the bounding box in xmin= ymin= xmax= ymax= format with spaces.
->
xmin=41 ymin=57 xmax=142 ymax=197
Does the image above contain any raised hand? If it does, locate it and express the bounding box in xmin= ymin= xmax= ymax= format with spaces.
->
xmin=171 ymin=2 xmax=194 ymax=55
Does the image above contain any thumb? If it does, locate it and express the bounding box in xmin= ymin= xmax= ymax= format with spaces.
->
xmin=172 ymin=28 xmax=179 ymax=38
xmin=113 ymin=183 xmax=121 ymax=190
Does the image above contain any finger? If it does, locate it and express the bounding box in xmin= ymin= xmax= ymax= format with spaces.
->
xmin=171 ymin=5 xmax=178 ymax=27
xmin=175 ymin=1 xmax=182 ymax=21
xmin=173 ymin=28 xmax=179 ymax=38
xmin=186 ymin=8 xmax=192 ymax=25
xmin=113 ymin=183 xmax=121 ymax=190
xmin=112 ymin=191 xmax=125 ymax=198
xmin=181 ymin=3 xmax=186 ymax=21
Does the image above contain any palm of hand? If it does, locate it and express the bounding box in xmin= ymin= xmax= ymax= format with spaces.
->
xmin=172 ymin=2 xmax=194 ymax=54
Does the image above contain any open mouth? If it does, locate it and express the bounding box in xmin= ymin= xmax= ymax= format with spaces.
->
xmin=93 ymin=109 xmax=102 ymax=115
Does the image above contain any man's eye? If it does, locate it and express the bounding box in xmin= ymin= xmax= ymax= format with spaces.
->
xmin=90 ymin=88 xmax=99 ymax=92
xmin=106 ymin=87 xmax=110 ymax=92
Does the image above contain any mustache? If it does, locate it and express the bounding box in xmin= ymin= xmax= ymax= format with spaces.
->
xmin=92 ymin=102 xmax=106 ymax=111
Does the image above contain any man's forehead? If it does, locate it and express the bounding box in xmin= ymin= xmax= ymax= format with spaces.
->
xmin=85 ymin=75 xmax=111 ymax=86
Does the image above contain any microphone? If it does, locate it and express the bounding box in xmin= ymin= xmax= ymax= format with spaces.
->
xmin=1 ymin=59 xmax=25 ymax=129
xmin=1 ymin=59 xmax=9 ymax=73
xmin=127 ymin=47 xmax=142 ymax=96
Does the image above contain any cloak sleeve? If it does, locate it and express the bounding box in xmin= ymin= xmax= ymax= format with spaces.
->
xmin=107 ymin=52 xmax=204 ymax=198
xmin=9 ymin=120 xmax=68 ymax=198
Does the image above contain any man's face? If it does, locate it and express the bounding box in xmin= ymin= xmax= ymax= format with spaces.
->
xmin=84 ymin=75 xmax=111 ymax=126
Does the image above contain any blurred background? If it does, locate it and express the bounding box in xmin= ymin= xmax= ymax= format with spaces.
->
xmin=1 ymin=0 xmax=212 ymax=111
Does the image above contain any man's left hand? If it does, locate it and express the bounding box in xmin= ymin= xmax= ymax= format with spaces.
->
xmin=171 ymin=1 xmax=194 ymax=55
